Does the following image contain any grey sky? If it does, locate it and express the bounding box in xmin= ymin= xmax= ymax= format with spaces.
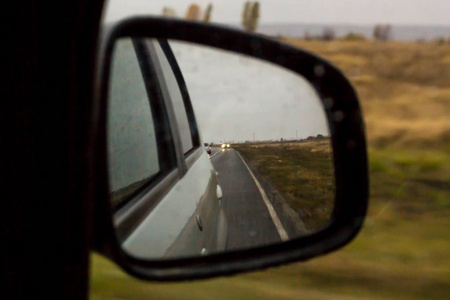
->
xmin=103 ymin=0 xmax=449 ymax=143
xmin=168 ymin=41 xmax=328 ymax=143
xmin=105 ymin=0 xmax=450 ymax=25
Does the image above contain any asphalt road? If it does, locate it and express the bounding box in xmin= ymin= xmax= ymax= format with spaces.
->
xmin=209 ymin=147 xmax=307 ymax=252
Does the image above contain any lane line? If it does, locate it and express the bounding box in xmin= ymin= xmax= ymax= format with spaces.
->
xmin=209 ymin=151 xmax=219 ymax=158
xmin=208 ymin=149 xmax=222 ymax=159
xmin=235 ymin=150 xmax=289 ymax=241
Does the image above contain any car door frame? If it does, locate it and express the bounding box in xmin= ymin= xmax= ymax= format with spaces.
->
xmin=148 ymin=39 xmax=227 ymax=257
xmin=110 ymin=37 xmax=181 ymax=243
xmin=150 ymin=39 xmax=203 ymax=169
xmin=97 ymin=35 xmax=223 ymax=260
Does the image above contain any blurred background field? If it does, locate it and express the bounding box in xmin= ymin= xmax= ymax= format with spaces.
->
xmin=285 ymin=38 xmax=450 ymax=150
xmin=90 ymin=38 xmax=449 ymax=299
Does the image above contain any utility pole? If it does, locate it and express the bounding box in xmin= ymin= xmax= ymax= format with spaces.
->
xmin=253 ymin=132 xmax=255 ymax=142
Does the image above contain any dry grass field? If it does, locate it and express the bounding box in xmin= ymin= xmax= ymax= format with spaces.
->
xmin=90 ymin=39 xmax=450 ymax=299
xmin=282 ymin=38 xmax=450 ymax=150
xmin=233 ymin=139 xmax=334 ymax=231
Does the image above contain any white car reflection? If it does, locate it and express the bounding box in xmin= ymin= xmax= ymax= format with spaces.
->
xmin=108 ymin=38 xmax=227 ymax=260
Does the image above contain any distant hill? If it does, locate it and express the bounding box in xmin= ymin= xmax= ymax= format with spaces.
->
xmin=257 ymin=23 xmax=450 ymax=41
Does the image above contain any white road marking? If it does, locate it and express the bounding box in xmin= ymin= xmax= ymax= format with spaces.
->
xmin=209 ymin=150 xmax=221 ymax=159
xmin=235 ymin=151 xmax=289 ymax=241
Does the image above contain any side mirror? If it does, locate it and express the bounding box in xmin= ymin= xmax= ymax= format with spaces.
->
xmin=93 ymin=17 xmax=368 ymax=280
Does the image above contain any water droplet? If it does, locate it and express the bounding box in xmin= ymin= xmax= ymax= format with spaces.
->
xmin=333 ymin=111 xmax=344 ymax=122
xmin=324 ymin=97 xmax=334 ymax=109
xmin=314 ymin=65 xmax=325 ymax=77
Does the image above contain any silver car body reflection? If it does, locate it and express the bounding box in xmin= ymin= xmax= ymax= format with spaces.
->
xmin=107 ymin=38 xmax=227 ymax=259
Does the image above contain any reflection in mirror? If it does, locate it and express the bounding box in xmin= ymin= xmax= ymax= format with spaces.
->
xmin=107 ymin=38 xmax=162 ymax=209
xmin=107 ymin=38 xmax=335 ymax=261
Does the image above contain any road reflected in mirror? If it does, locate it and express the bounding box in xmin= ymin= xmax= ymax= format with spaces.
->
xmin=171 ymin=40 xmax=335 ymax=250
xmin=107 ymin=38 xmax=335 ymax=260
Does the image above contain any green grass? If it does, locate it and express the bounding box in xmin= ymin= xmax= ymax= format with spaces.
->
xmin=90 ymin=147 xmax=450 ymax=299
xmin=369 ymin=148 xmax=449 ymax=180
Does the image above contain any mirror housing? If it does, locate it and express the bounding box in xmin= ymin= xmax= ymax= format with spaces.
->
xmin=93 ymin=17 xmax=368 ymax=281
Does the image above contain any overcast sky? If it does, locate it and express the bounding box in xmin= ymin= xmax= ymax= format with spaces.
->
xmin=104 ymin=1 xmax=449 ymax=143
xmin=105 ymin=0 xmax=450 ymax=25
xmin=169 ymin=41 xmax=328 ymax=143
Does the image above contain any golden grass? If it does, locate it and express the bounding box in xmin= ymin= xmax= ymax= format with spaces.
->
xmin=282 ymin=38 xmax=450 ymax=150
xmin=245 ymin=140 xmax=332 ymax=152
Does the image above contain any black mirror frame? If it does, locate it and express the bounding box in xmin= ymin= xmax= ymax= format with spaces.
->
xmin=92 ymin=17 xmax=369 ymax=281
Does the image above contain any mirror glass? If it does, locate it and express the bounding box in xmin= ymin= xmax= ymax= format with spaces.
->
xmin=107 ymin=37 xmax=335 ymax=260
